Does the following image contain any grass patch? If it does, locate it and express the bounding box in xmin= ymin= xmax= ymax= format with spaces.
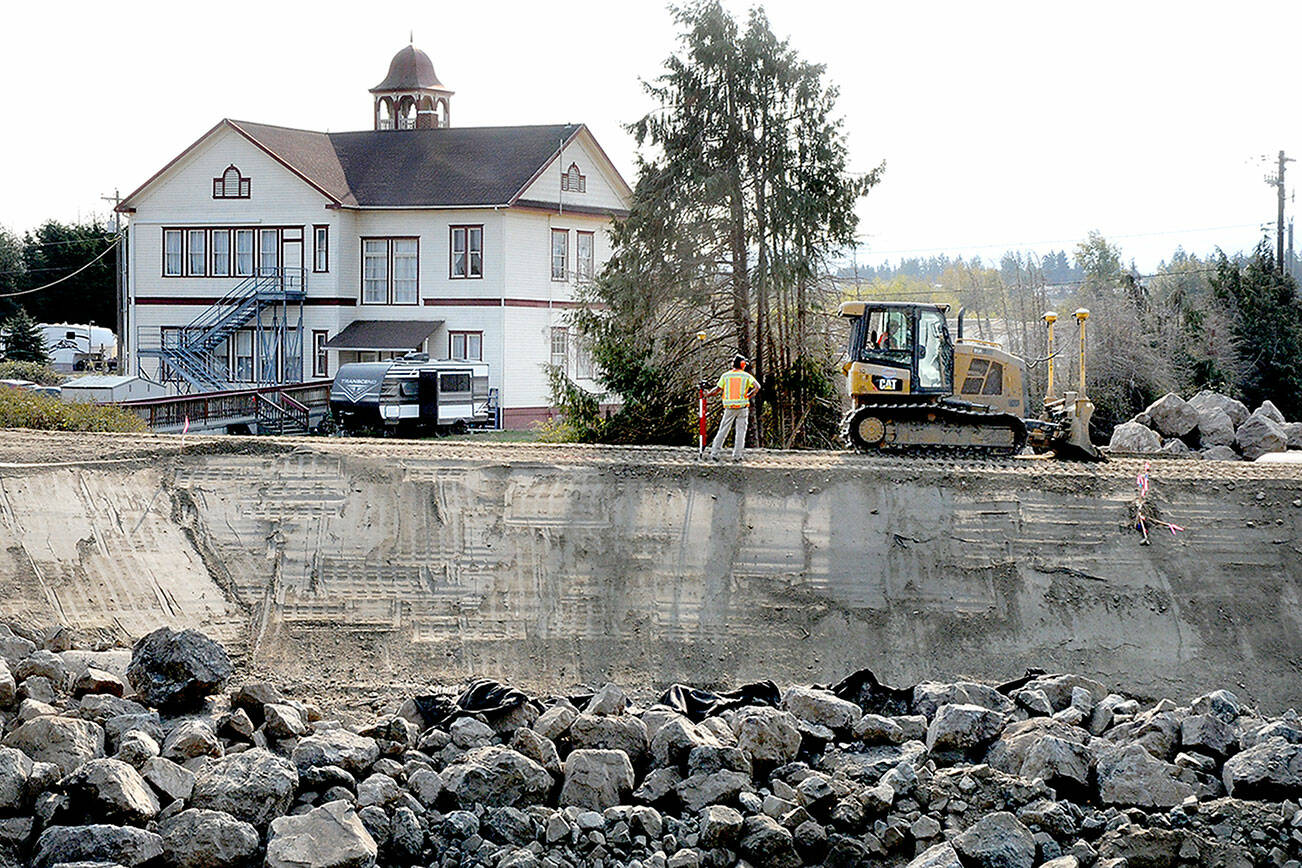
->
xmin=0 ymin=386 xmax=145 ymax=432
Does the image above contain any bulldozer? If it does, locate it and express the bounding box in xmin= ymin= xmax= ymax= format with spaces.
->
xmin=838 ymin=300 xmax=1103 ymax=460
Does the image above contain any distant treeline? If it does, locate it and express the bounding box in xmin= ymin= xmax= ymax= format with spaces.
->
xmin=0 ymin=220 xmax=118 ymax=328
xmin=839 ymin=249 xmax=1082 ymax=285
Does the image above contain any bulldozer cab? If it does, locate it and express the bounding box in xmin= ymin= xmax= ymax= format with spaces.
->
xmin=840 ymin=301 xmax=953 ymax=396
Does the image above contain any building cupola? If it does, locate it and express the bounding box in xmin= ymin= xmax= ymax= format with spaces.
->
xmin=370 ymin=41 xmax=453 ymax=130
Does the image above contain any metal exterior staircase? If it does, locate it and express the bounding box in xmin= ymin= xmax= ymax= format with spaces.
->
xmin=139 ymin=268 xmax=306 ymax=392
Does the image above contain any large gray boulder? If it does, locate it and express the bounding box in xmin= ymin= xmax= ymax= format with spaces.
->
xmin=737 ymin=814 xmax=801 ymax=868
xmin=4 ymin=715 xmax=104 ymax=775
xmin=1095 ymin=743 xmax=1193 ymax=807
xmin=650 ymin=717 xmax=721 ymax=770
xmin=568 ymin=713 xmax=648 ymax=763
xmin=676 ymin=768 xmax=754 ymax=813
xmin=926 ymin=703 xmax=1006 ymax=754
xmin=1144 ymin=392 xmax=1199 ymax=438
xmin=0 ymin=747 xmax=33 ymax=811
xmin=907 ymin=842 xmax=964 ymax=868
xmin=265 ymin=799 xmax=377 ymax=868
xmin=32 ymin=824 xmax=164 ymax=867
xmin=1284 ymin=421 xmax=1302 ymax=449
xmin=61 ymin=757 xmax=159 ymax=823
xmin=559 ymin=748 xmax=634 ymax=810
xmin=914 ymin=681 xmax=1015 ymax=718
xmin=292 ymin=729 xmax=379 ymax=777
xmin=1108 ymin=421 xmax=1161 ymax=453
xmin=1255 ymin=399 xmax=1286 ymax=424
xmin=158 ymin=808 xmax=259 ymax=868
xmin=1202 ymin=445 xmax=1241 ymax=461
xmin=1189 ymin=390 xmax=1249 ymax=428
xmin=1236 ymin=413 xmax=1287 ymax=460
xmin=782 ymin=686 xmax=862 ymax=731
xmin=731 ymin=707 xmax=802 ymax=767
xmin=1196 ymin=407 xmax=1236 ymax=447
xmin=125 ymin=628 xmax=232 ymax=710
xmin=442 ymin=746 xmax=552 ymax=809
xmin=190 ymin=747 xmax=298 ymax=826
xmin=698 ymin=804 xmax=745 ymax=849
xmin=952 ymin=811 xmax=1036 ymax=868
xmin=1221 ymin=736 xmax=1302 ymax=799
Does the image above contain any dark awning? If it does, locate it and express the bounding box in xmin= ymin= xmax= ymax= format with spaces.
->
xmin=323 ymin=320 xmax=442 ymax=351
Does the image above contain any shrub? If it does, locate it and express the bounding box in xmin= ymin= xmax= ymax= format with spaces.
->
xmin=0 ymin=386 xmax=145 ymax=432
xmin=0 ymin=361 xmax=65 ymax=386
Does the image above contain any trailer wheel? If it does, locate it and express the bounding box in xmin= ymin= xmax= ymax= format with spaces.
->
xmin=451 ymin=420 xmax=469 ymax=435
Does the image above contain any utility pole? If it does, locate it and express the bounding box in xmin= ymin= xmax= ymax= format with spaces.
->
xmin=1266 ymin=150 xmax=1294 ymax=274
xmin=100 ymin=190 xmax=125 ymax=366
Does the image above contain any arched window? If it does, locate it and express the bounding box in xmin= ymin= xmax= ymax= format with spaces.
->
xmin=212 ymin=165 xmax=250 ymax=198
xmin=561 ymin=162 xmax=586 ymax=194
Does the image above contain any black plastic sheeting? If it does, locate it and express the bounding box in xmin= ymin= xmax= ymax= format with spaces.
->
xmin=657 ymin=681 xmax=783 ymax=722
xmin=411 ymin=678 xmax=540 ymax=729
xmin=824 ymin=668 xmax=915 ymax=718
xmin=409 ymin=667 xmax=1059 ymax=729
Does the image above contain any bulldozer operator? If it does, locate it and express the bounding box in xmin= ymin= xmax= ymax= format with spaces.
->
xmin=703 ymin=354 xmax=761 ymax=462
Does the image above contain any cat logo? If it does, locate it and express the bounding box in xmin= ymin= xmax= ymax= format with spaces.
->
xmin=872 ymin=375 xmax=902 ymax=392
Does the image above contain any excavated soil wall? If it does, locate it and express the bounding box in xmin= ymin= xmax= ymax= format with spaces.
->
xmin=2 ymin=434 xmax=1301 ymax=709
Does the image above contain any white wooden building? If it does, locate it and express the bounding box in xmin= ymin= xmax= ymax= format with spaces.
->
xmin=116 ymin=43 xmax=630 ymax=428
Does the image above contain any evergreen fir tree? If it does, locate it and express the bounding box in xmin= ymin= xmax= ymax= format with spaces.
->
xmin=0 ymin=309 xmax=48 ymax=364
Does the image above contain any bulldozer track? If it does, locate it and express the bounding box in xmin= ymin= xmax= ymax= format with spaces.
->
xmin=4 ymin=428 xmax=1302 ymax=482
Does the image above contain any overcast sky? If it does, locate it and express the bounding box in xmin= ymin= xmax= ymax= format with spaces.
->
xmin=2 ymin=0 xmax=1299 ymax=270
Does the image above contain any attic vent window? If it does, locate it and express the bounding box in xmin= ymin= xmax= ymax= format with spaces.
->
xmin=212 ymin=165 xmax=251 ymax=199
xmin=561 ymin=162 xmax=586 ymax=194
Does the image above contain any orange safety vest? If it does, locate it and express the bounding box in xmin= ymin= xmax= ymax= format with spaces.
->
xmin=718 ymin=370 xmax=758 ymax=408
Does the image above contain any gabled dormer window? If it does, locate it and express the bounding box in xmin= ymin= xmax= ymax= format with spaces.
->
xmin=212 ymin=165 xmax=251 ymax=199
xmin=561 ymin=162 xmax=586 ymax=194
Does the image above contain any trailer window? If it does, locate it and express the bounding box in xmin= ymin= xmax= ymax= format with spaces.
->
xmin=399 ymin=381 xmax=419 ymax=398
xmin=440 ymin=373 xmax=471 ymax=393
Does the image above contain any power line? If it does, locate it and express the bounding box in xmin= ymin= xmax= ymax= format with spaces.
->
xmin=0 ymin=236 xmax=121 ymax=299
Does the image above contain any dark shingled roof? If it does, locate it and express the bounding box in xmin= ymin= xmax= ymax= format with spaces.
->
xmin=230 ymin=120 xmax=581 ymax=208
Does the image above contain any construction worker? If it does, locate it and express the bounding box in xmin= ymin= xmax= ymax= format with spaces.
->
xmin=704 ymin=354 xmax=760 ymax=461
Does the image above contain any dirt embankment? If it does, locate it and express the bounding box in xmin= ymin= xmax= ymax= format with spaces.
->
xmin=1 ymin=430 xmax=1301 ymax=711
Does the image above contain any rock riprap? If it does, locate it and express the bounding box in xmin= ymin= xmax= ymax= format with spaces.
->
xmin=0 ymin=624 xmax=1297 ymax=867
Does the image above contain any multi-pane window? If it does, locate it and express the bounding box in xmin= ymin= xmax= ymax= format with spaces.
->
xmin=186 ymin=230 xmax=206 ymax=276
xmin=576 ymin=231 xmax=594 ymax=282
xmin=163 ymin=230 xmax=182 ymax=276
xmin=211 ymin=230 xmax=230 ymax=276
xmin=449 ymin=331 xmax=482 ymax=361
xmin=393 ymin=239 xmax=418 ymax=304
xmin=363 ymin=240 xmax=388 ymax=304
xmin=235 ymin=229 xmax=254 ymax=276
xmin=166 ymin=227 xmax=298 ymax=277
xmin=450 ymin=225 xmax=483 ymax=278
xmin=259 ymin=230 xmax=279 ymax=275
xmin=550 ymin=326 xmax=568 ymax=373
xmin=313 ymin=226 xmax=328 ymax=272
xmin=313 ymin=330 xmax=329 ymax=378
xmin=574 ymin=340 xmax=594 ymax=379
xmin=233 ymin=330 xmax=254 ymax=382
xmin=361 ymin=237 xmax=419 ymax=304
xmin=551 ymin=229 xmax=568 ymax=280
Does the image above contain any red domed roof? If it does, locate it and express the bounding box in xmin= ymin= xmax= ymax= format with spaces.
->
xmin=370 ymin=44 xmax=446 ymax=93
